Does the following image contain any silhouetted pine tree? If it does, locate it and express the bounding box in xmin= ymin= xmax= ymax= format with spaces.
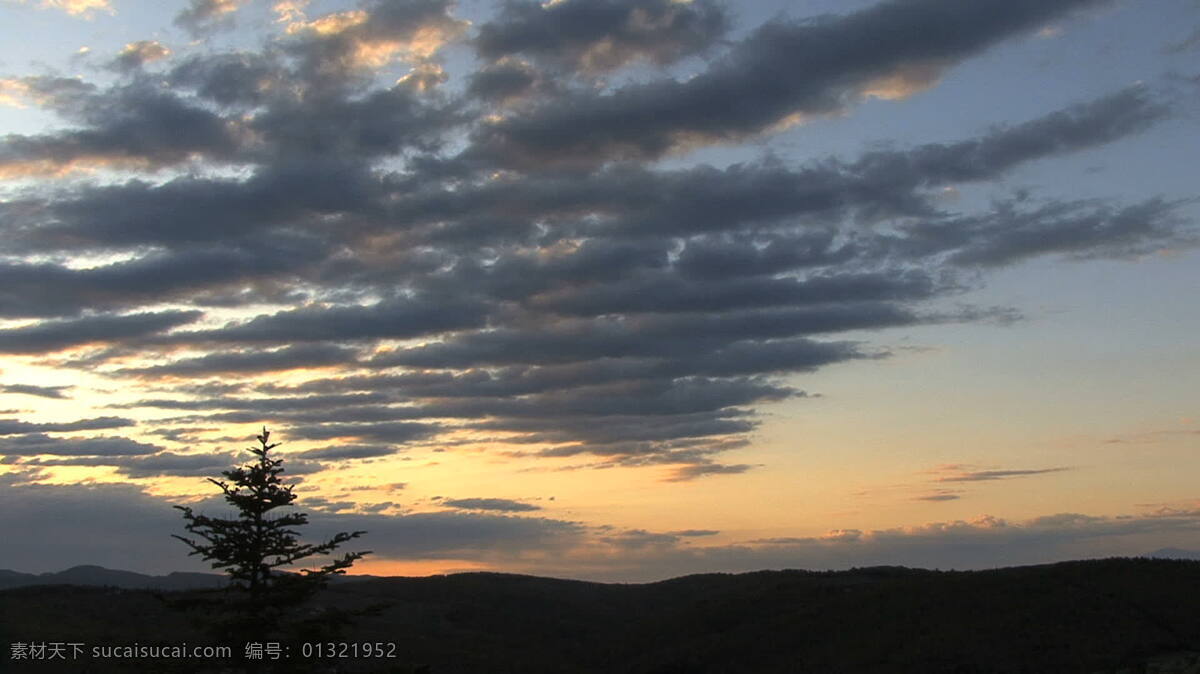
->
xmin=173 ymin=427 xmax=370 ymax=653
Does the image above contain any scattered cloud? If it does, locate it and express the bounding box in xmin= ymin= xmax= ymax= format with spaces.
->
xmin=932 ymin=466 xmax=1072 ymax=483
xmin=474 ymin=0 xmax=729 ymax=74
xmin=13 ymin=450 xmax=243 ymax=477
xmin=116 ymin=344 xmax=360 ymax=378
xmin=0 ymin=384 xmax=72 ymax=399
xmin=863 ymin=464 xmax=1074 ymax=504
xmin=0 ymin=432 xmax=156 ymax=456
xmin=0 ymin=79 xmax=240 ymax=176
xmin=8 ymin=0 xmax=113 ymax=18
xmin=0 ymin=416 xmax=134 ymax=436
xmin=174 ymin=0 xmax=245 ymax=36
xmin=664 ymin=462 xmax=756 ymax=482
xmin=175 ymin=296 xmax=488 ymax=344
xmin=1164 ymin=27 xmax=1200 ymax=53
xmin=915 ymin=490 xmax=963 ymax=502
xmin=465 ymin=0 xmax=1112 ymax=166
xmin=272 ymin=0 xmax=308 ymax=26
xmin=1104 ymin=428 xmax=1200 ymax=444
xmin=286 ymin=421 xmax=438 ymax=444
xmin=282 ymin=0 xmax=469 ymax=89
xmin=442 ymin=497 xmax=543 ymax=512
xmin=109 ymin=41 xmax=172 ymax=72
xmin=0 ymin=311 xmax=201 ymax=353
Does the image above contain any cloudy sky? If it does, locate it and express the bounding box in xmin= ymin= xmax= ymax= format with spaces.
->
xmin=0 ymin=0 xmax=1198 ymax=582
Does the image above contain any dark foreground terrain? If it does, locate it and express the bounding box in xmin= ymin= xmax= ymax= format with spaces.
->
xmin=2 ymin=558 xmax=1199 ymax=673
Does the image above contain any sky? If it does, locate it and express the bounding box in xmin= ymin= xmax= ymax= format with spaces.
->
xmin=0 ymin=0 xmax=1198 ymax=583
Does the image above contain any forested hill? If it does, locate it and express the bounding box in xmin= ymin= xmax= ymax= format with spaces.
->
xmin=2 ymin=558 xmax=1199 ymax=673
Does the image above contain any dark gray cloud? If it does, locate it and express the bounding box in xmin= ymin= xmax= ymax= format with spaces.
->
xmin=392 ymin=86 xmax=1166 ymax=248
xmin=849 ymin=86 xmax=1168 ymax=189
xmin=465 ymin=0 xmax=1108 ymax=166
xmin=236 ymin=404 xmax=736 ymax=454
xmin=466 ymin=60 xmax=544 ymax=103
xmin=862 ymin=196 xmax=1192 ymax=268
xmin=475 ymin=0 xmax=729 ymax=74
xmin=1165 ymin=27 xmax=1200 ymax=54
xmin=10 ymin=162 xmax=381 ymax=251
xmin=236 ymin=378 xmax=787 ymax=430
xmin=0 ymin=432 xmax=156 ymax=456
xmin=381 ymin=305 xmax=915 ymax=368
xmin=108 ymin=41 xmax=172 ymax=72
xmin=0 ymin=76 xmax=96 ymax=112
xmin=292 ymin=444 xmax=400 ymax=460
xmin=0 ymin=384 xmax=72 ymax=399
xmin=269 ymin=339 xmax=858 ymax=401
xmin=174 ymin=0 xmax=243 ymax=36
xmin=287 ymin=421 xmax=437 ymax=444
xmin=0 ymin=417 xmax=134 ymax=436
xmin=254 ymin=508 xmax=584 ymax=561
xmin=529 ymin=270 xmax=940 ymax=316
xmin=247 ymin=85 xmax=459 ymax=160
xmin=0 ymin=82 xmax=239 ymax=174
xmin=115 ymin=392 xmax=396 ymax=413
xmin=121 ymin=450 xmax=235 ymax=477
xmin=0 ymin=0 xmax=1189 ymax=477
xmin=944 ymin=197 xmax=1190 ymax=267
xmin=2 ymin=81 xmax=1181 ymax=464
xmin=0 ymin=245 xmax=319 ymax=318
xmin=477 ymin=377 xmax=788 ymax=418
xmin=168 ymin=51 xmax=286 ymax=108
xmin=282 ymin=508 xmax=584 ymax=561
xmin=191 ymin=404 xmax=426 ymax=426
xmin=13 ymin=450 xmax=235 ymax=477
xmin=364 ymin=340 xmax=863 ymax=406
xmin=281 ymin=0 xmax=468 ymax=94
xmin=0 ymin=481 xmax=202 ymax=573
xmin=602 ymin=528 xmax=680 ymax=549
xmin=474 ymin=410 xmax=756 ymax=449
xmin=442 ymin=497 xmax=542 ymax=512
xmin=302 ymin=496 xmax=358 ymax=512
xmin=669 ymin=529 xmax=720 ymax=537
xmin=176 ymin=295 xmax=488 ymax=344
xmin=117 ymin=344 xmax=360 ymax=378
xmin=67 ymin=4 xmax=466 ymax=169
xmin=675 ymin=232 xmax=851 ymax=280
xmin=0 ymin=311 xmax=201 ymax=353
xmin=76 ymin=450 xmax=321 ymax=478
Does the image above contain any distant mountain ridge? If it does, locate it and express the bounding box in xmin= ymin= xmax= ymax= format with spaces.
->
xmin=1148 ymin=547 xmax=1200 ymax=560
xmin=8 ymin=550 xmax=1200 ymax=590
xmin=0 ymin=564 xmax=386 ymax=590
xmin=0 ymin=565 xmax=227 ymax=591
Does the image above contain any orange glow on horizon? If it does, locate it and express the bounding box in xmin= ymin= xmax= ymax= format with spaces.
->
xmin=336 ymin=557 xmax=495 ymax=577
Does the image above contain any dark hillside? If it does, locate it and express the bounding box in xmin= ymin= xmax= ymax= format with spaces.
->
xmin=2 ymin=558 xmax=1199 ymax=673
